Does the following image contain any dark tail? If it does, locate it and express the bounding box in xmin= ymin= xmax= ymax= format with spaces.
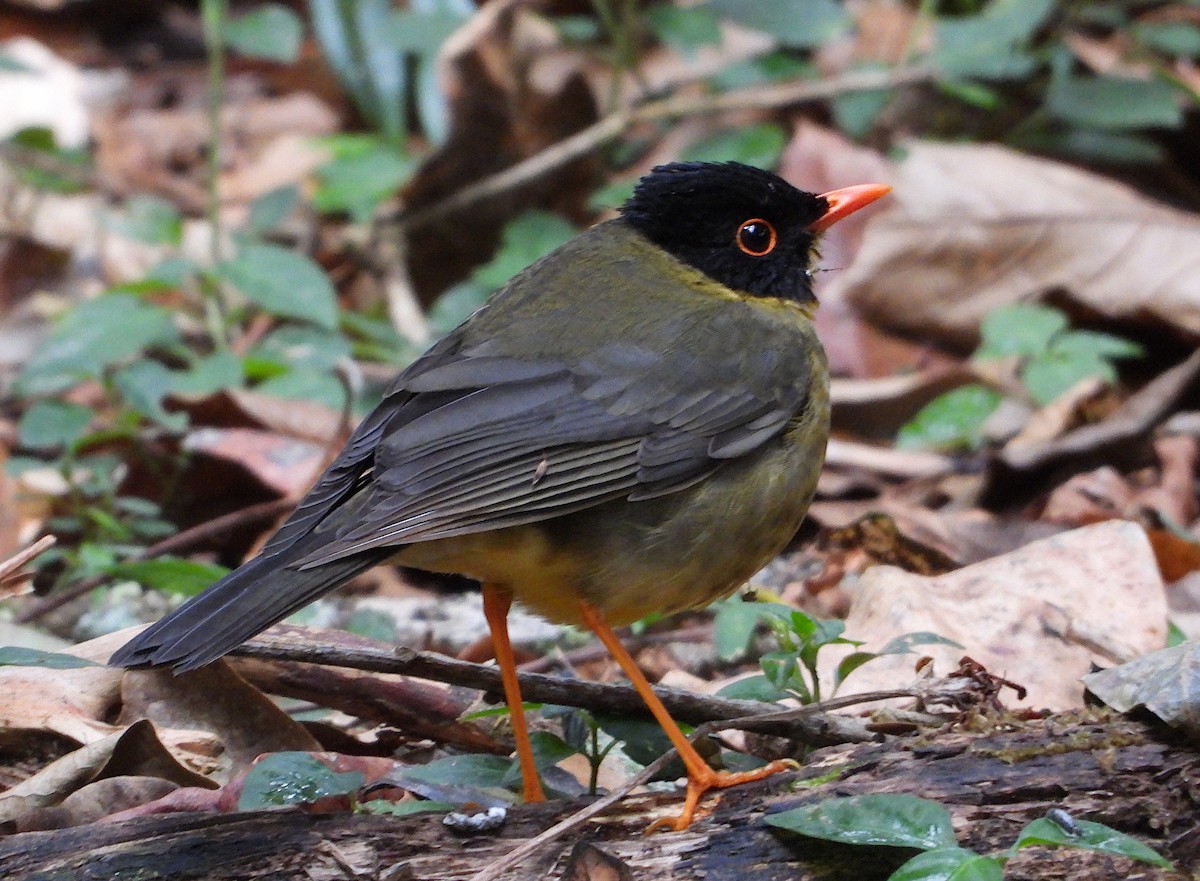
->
xmin=109 ymin=547 xmax=392 ymax=672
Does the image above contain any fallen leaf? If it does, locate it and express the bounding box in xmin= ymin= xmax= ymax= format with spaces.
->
xmin=0 ymin=720 xmax=212 ymax=826
xmin=117 ymin=661 xmax=321 ymax=782
xmin=821 ymin=520 xmax=1167 ymax=710
xmin=833 ymin=142 xmax=1200 ymax=346
xmin=1082 ymin=640 xmax=1200 ymax=739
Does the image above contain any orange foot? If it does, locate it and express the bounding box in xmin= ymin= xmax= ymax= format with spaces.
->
xmin=647 ymin=759 xmax=799 ymax=833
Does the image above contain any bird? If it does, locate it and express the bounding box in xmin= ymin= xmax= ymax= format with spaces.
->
xmin=111 ymin=161 xmax=889 ymax=830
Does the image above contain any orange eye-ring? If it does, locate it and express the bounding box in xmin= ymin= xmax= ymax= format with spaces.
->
xmin=736 ymin=218 xmax=777 ymax=256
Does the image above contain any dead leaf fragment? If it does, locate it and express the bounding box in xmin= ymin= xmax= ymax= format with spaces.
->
xmin=822 ymin=520 xmax=1168 ymax=711
xmin=0 ymin=719 xmax=212 ymax=826
xmin=835 ymin=142 xmax=1200 ymax=346
xmin=1082 ymin=640 xmax=1200 ymax=740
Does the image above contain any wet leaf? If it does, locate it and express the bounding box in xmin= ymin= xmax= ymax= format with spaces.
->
xmin=238 ymin=753 xmax=365 ymax=809
xmin=1012 ymin=817 xmax=1171 ymax=868
xmin=767 ymin=794 xmax=957 ymax=850
xmin=889 ymin=848 xmax=1003 ymax=881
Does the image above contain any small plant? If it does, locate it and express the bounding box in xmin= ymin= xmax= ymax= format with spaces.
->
xmin=767 ymin=794 xmax=1171 ymax=879
xmin=898 ymin=303 xmax=1143 ymax=452
xmin=713 ymin=595 xmax=959 ymax=705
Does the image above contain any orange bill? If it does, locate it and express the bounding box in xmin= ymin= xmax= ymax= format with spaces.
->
xmin=808 ymin=183 xmax=892 ymax=233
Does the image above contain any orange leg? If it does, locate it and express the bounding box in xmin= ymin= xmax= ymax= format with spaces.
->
xmin=482 ymin=583 xmax=545 ymax=803
xmin=579 ymin=600 xmax=796 ymax=831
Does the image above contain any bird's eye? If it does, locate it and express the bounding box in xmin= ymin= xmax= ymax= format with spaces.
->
xmin=735 ymin=218 xmax=777 ymax=256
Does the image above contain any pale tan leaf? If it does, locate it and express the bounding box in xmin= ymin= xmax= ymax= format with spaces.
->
xmin=833 ymin=142 xmax=1200 ymax=347
xmin=821 ymin=520 xmax=1168 ymax=711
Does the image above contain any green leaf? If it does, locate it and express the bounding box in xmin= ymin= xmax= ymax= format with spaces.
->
xmin=831 ymin=83 xmax=893 ymax=139
xmin=1013 ymin=817 xmax=1171 ymax=868
xmin=226 ymin=3 xmax=303 ymax=62
xmin=876 ymin=632 xmax=964 ymax=656
xmin=359 ymin=799 xmax=454 ymax=816
xmin=313 ymin=136 xmax=416 ymax=222
xmin=587 ymin=178 xmax=636 ymax=212
xmin=8 ymin=127 xmax=90 ymax=193
xmin=714 ymin=674 xmax=789 ymax=703
xmin=427 ymin=281 xmax=490 ymax=338
xmin=17 ymin=293 xmax=180 ymax=395
xmin=710 ymin=51 xmax=814 ymax=90
xmin=1046 ymin=75 xmax=1182 ymax=130
xmin=1012 ymin=128 xmax=1164 ymax=164
xmin=975 ymin=303 xmax=1066 ymax=359
xmin=0 ymin=647 xmax=99 ymax=668
xmin=251 ymin=325 xmax=352 ymax=373
xmin=245 ymin=185 xmax=300 ymax=235
xmin=18 ymin=400 xmax=93 ymax=450
xmin=345 ymin=608 xmax=398 ymax=642
xmin=309 ymin=0 xmax=406 ymax=140
xmin=834 ymin=652 xmax=880 ymax=688
xmin=933 ymin=0 xmax=1053 ymax=80
xmin=107 ymin=195 xmax=183 ymax=246
xmin=896 ymin=385 xmax=1002 ymax=453
xmin=889 ymin=848 xmax=1003 ymax=881
xmin=1167 ymin=620 xmax=1186 ymax=648
xmin=111 ymin=361 xmax=188 ymax=431
xmin=400 ymin=754 xmax=513 ymax=788
xmin=255 ymin=369 xmax=347 ymax=410
xmin=238 ymin=753 xmax=365 ymax=809
xmin=713 ymin=596 xmax=764 ymax=661
xmin=1048 ymin=330 xmax=1143 ymax=361
xmin=594 ymin=713 xmax=683 ymax=775
xmin=1021 ymin=351 xmax=1113 ymax=405
xmin=109 ymin=557 xmax=229 ymax=597
xmin=646 ymin=4 xmax=723 ymax=56
xmin=683 ymin=122 xmax=787 ymax=169
xmin=708 ymin=0 xmax=851 ymax=48
xmin=766 ymin=794 xmax=958 ymax=850
xmin=219 ymin=244 xmax=338 ymax=329
xmin=938 ymin=79 xmax=1003 ymax=110
xmin=529 ymin=731 xmax=580 ymax=768
xmin=386 ymin=4 xmax=467 ymax=53
xmin=1133 ymin=22 xmax=1200 ymax=58
xmin=171 ymin=350 xmax=245 ymax=397
xmin=474 ymin=211 xmax=577 ymax=289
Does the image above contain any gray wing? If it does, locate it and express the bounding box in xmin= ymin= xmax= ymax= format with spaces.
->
xmin=294 ymin=338 xmax=808 ymax=567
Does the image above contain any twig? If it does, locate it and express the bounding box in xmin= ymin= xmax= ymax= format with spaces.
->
xmin=398 ymin=64 xmax=932 ymax=231
xmin=0 ymin=535 xmax=56 ymax=585
xmin=14 ymin=497 xmax=295 ymax=623
xmin=232 ymin=635 xmax=883 ymax=745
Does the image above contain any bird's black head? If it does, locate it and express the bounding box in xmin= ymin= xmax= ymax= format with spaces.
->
xmin=619 ymin=162 xmax=829 ymax=305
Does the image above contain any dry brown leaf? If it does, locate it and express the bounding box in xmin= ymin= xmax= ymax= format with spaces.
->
xmin=821 ymin=520 xmax=1167 ymax=711
xmin=0 ymin=720 xmax=212 ymax=826
xmin=182 ymin=427 xmax=324 ymax=498
xmin=16 ymin=776 xmax=180 ymax=832
xmin=0 ymin=660 xmax=123 ymax=746
xmin=1042 ymin=467 xmax=1134 ymax=525
xmin=117 ymin=662 xmax=321 ymax=782
xmin=93 ymin=91 xmax=337 ymax=212
xmin=404 ymin=0 xmax=600 ymax=301
xmin=561 ymin=841 xmax=635 ymax=881
xmin=834 ymin=142 xmax=1200 ymax=347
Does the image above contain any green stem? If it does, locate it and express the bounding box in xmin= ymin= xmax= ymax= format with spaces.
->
xmin=201 ymin=0 xmax=231 ymax=348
